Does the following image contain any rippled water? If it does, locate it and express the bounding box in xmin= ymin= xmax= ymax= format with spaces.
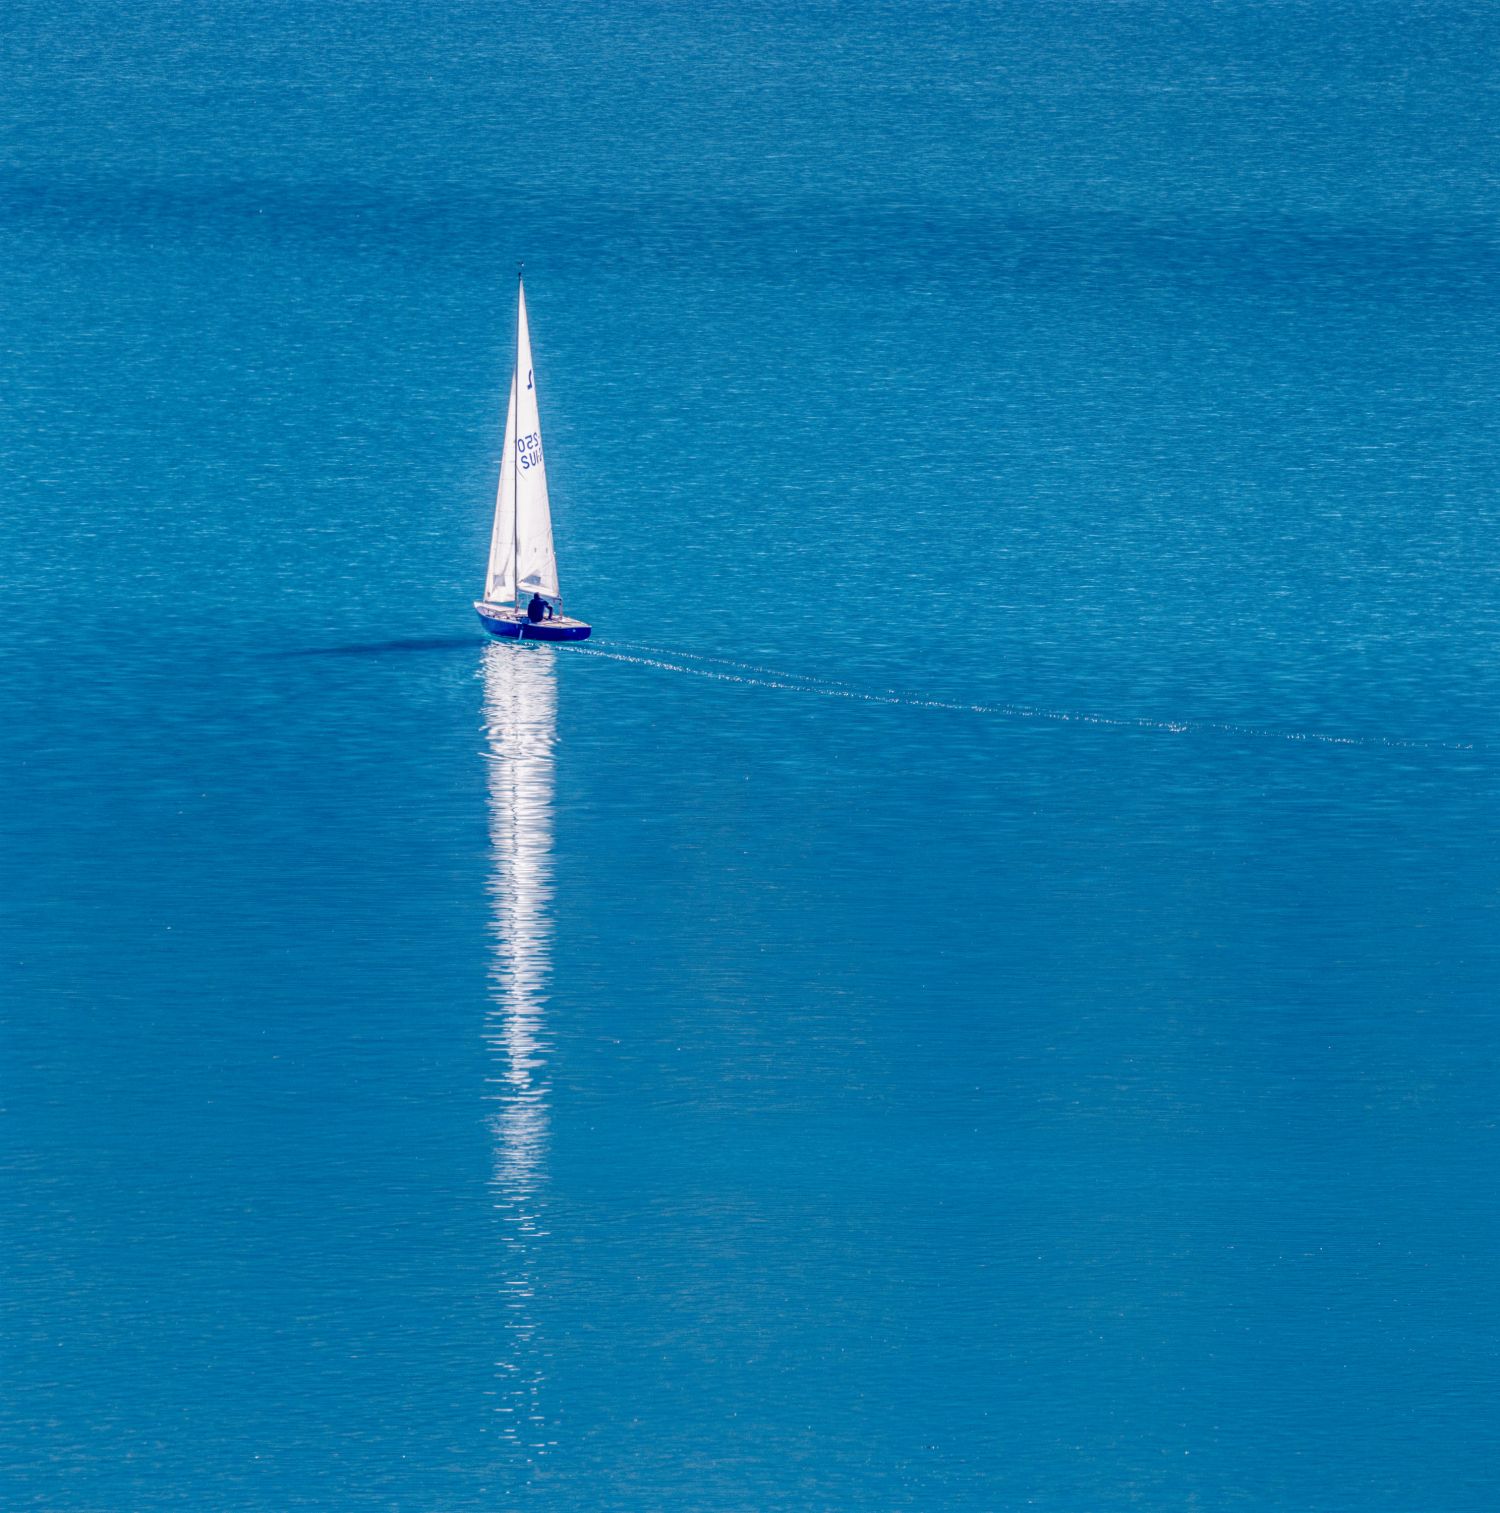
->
xmin=4 ymin=2 xmax=1499 ymax=1508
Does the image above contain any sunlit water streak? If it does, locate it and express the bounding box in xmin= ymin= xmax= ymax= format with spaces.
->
xmin=580 ymin=640 xmax=1480 ymax=754
xmin=480 ymin=642 xmax=558 ymax=1466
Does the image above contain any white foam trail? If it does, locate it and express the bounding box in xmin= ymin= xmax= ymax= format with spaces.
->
xmin=572 ymin=641 xmax=1476 ymax=753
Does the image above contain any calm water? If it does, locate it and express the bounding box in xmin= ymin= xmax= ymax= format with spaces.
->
xmin=4 ymin=2 xmax=1499 ymax=1507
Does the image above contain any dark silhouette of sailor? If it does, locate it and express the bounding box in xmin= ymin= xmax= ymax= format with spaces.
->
xmin=526 ymin=593 xmax=550 ymax=624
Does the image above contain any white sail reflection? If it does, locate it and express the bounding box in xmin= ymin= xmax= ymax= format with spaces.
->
xmin=481 ymin=641 xmax=558 ymax=1463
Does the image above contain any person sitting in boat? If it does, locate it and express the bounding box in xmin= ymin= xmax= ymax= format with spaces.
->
xmin=526 ymin=592 xmax=552 ymax=624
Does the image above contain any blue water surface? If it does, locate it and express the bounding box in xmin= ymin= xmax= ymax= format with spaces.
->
xmin=4 ymin=2 xmax=1499 ymax=1507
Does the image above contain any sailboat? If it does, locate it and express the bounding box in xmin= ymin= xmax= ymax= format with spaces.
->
xmin=475 ymin=273 xmax=592 ymax=642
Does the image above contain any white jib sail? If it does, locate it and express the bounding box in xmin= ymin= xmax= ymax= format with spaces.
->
xmin=484 ymin=371 xmax=518 ymax=603
xmin=512 ymin=281 xmax=560 ymax=603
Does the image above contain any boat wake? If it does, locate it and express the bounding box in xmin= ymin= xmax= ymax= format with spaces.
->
xmin=576 ymin=640 xmax=1478 ymax=754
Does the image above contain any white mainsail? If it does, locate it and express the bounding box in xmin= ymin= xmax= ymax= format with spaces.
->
xmin=484 ymin=372 xmax=518 ymax=603
xmin=483 ymin=279 xmax=560 ymax=605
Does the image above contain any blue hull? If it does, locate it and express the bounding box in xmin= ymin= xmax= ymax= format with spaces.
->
xmin=476 ymin=606 xmax=591 ymax=642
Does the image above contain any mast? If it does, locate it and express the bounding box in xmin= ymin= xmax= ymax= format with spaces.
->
xmin=513 ymin=263 xmax=522 ymax=607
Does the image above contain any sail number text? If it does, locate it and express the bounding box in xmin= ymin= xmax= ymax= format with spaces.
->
xmin=516 ymin=432 xmax=542 ymax=471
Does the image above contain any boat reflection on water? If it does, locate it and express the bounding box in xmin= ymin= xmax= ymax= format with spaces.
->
xmin=481 ymin=641 xmax=558 ymax=1464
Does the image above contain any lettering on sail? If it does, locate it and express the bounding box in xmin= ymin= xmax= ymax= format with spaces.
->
xmin=516 ymin=432 xmax=542 ymax=471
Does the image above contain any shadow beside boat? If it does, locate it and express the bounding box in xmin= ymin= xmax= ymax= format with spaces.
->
xmin=267 ymin=635 xmax=487 ymax=658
